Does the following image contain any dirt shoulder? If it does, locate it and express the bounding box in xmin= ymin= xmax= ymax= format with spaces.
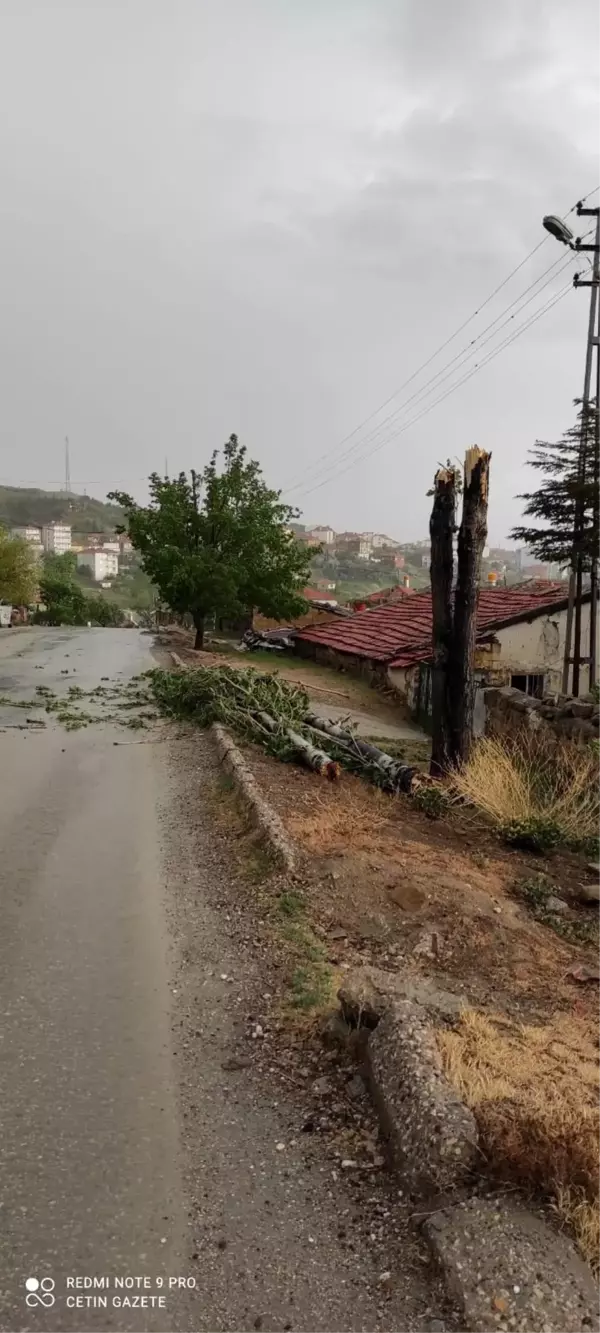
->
xmin=161 ymin=726 xmax=456 ymax=1332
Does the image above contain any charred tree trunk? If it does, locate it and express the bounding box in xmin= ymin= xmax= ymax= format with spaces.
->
xmin=429 ymin=468 xmax=457 ymax=776
xmin=193 ymin=612 xmax=205 ymax=650
xmin=448 ymin=448 xmax=490 ymax=767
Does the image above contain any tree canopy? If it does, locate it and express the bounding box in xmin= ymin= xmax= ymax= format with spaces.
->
xmin=109 ymin=435 xmax=313 ymax=647
xmin=36 ymin=552 xmax=122 ymax=626
xmin=511 ymin=403 xmax=599 ymax=570
xmin=0 ymin=530 xmax=39 ymax=605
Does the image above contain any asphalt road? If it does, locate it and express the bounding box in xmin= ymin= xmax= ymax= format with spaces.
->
xmin=0 ymin=628 xmax=449 ymax=1333
xmin=0 ymin=628 xmax=188 ymax=1331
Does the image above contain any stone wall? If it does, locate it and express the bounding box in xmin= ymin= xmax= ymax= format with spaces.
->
xmin=483 ymin=685 xmax=599 ymax=744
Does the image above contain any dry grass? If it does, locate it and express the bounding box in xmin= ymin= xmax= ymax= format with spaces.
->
xmin=438 ymin=1009 xmax=600 ymax=1268
xmin=452 ymin=733 xmax=599 ymax=844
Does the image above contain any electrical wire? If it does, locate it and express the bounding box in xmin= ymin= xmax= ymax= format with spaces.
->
xmin=293 ymin=279 xmax=574 ymax=501
xmin=284 ymin=250 xmax=579 ymax=495
xmin=282 ymin=186 xmax=599 ymax=496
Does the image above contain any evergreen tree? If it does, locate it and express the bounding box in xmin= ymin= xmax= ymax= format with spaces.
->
xmin=511 ymin=403 xmax=599 ymax=570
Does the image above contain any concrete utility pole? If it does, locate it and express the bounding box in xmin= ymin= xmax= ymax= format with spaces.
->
xmin=545 ymin=205 xmax=600 ymax=693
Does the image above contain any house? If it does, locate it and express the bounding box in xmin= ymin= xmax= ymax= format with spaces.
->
xmin=309 ymin=526 xmax=335 ymax=545
xmin=370 ymin=533 xmax=400 ymax=549
xmin=350 ymin=585 xmax=413 ymax=612
xmin=295 ymin=583 xmax=599 ymax=709
xmin=335 ymin=533 xmax=372 ymax=559
xmin=42 ymin=522 xmax=71 ymax=554
xmin=11 ymin=524 xmax=42 ymax=546
xmin=77 ymin=550 xmax=119 ymax=582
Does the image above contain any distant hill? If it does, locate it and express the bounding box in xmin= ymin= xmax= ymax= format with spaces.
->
xmin=0 ymin=486 xmax=124 ymax=534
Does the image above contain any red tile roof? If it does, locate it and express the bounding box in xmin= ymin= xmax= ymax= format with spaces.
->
xmin=296 ymin=582 xmax=571 ymax=667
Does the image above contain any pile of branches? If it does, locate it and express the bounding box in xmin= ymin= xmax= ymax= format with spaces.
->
xmin=149 ymin=665 xmax=419 ymax=792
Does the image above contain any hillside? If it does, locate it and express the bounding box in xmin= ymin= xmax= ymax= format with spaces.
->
xmin=0 ymin=486 xmax=123 ymax=534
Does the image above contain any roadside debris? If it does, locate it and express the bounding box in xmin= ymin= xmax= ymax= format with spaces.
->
xmin=150 ymin=664 xmax=423 ymax=794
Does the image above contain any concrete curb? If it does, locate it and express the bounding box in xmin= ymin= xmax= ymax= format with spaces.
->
xmin=210 ymin=723 xmax=296 ymax=873
xmin=338 ymin=970 xmax=598 ymax=1332
xmin=367 ymin=998 xmax=479 ymax=1197
xmin=167 ymin=650 xmax=296 ymax=872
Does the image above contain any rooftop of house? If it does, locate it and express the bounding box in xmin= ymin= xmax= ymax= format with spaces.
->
xmin=296 ymin=581 xmax=575 ymax=668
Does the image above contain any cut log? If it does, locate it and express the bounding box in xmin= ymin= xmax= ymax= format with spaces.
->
xmin=304 ymin=712 xmax=417 ymax=793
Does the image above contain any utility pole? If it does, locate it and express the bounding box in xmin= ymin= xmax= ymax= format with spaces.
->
xmin=560 ymin=205 xmax=600 ymax=694
xmin=64 ymin=436 xmax=72 ymax=494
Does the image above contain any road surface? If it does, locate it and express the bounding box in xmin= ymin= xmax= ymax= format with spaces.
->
xmin=0 ymin=628 xmax=449 ymax=1332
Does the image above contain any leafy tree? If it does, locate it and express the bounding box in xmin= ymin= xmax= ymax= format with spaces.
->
xmin=37 ymin=555 xmax=88 ymax=625
xmin=109 ymin=434 xmax=314 ymax=647
xmin=0 ymin=530 xmax=38 ymax=605
xmin=511 ymin=403 xmax=599 ymax=569
xmin=86 ymin=596 xmax=123 ymax=626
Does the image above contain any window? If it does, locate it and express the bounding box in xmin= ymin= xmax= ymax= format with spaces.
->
xmin=511 ymin=673 xmax=545 ymax=699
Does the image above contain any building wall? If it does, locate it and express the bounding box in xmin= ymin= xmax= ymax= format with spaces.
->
xmin=12 ymin=525 xmax=42 ymax=545
xmin=77 ymin=551 xmax=118 ymax=581
xmin=495 ymin=603 xmax=596 ymax=693
xmin=42 ymin=524 xmax=71 ymax=554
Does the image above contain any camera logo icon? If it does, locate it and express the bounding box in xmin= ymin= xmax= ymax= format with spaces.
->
xmin=25 ymin=1278 xmax=56 ymax=1308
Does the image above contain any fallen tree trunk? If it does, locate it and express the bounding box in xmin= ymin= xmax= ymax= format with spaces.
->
xmin=304 ymin=712 xmax=417 ymax=793
xmin=256 ymin=709 xmax=340 ymax=779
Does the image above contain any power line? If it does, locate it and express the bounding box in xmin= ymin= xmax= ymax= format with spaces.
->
xmin=294 ymin=280 xmax=573 ymax=501
xmin=282 ymin=186 xmax=599 ymax=496
xmin=285 ymin=250 xmax=579 ymax=496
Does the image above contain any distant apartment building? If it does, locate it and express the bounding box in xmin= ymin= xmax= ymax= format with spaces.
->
xmin=77 ymin=550 xmax=119 ymax=582
xmin=336 ymin=534 xmax=371 ymax=559
xmin=369 ymin=533 xmax=399 ymax=549
xmin=42 ymin=522 xmax=72 ymax=554
xmin=309 ymin=526 xmax=335 ymax=545
xmin=11 ymin=524 xmax=42 ymax=546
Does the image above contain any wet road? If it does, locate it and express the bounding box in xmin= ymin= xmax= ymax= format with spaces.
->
xmin=0 ymin=627 xmax=449 ymax=1333
xmin=0 ymin=628 xmax=187 ymax=1330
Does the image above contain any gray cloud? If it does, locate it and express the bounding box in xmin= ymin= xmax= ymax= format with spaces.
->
xmin=0 ymin=0 xmax=597 ymax=543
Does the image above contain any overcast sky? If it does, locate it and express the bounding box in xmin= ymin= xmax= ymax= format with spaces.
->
xmin=0 ymin=0 xmax=598 ymax=544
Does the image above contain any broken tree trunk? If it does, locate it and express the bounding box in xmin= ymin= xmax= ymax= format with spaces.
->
xmin=429 ymin=467 xmax=457 ymax=776
xmin=303 ymin=712 xmax=418 ymax=793
xmin=448 ymin=447 xmax=491 ymax=767
xmin=256 ymin=709 xmax=340 ymax=779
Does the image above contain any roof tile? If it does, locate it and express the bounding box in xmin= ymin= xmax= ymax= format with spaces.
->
xmin=296 ymin=582 xmax=570 ymax=666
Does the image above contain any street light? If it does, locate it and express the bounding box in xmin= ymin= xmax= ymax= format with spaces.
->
xmin=543 ymin=215 xmax=576 ymax=248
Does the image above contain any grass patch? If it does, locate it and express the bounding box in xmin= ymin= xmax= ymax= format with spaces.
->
xmin=452 ymin=734 xmax=599 ymax=853
xmin=277 ymin=890 xmax=306 ymax=919
xmin=437 ymin=1009 xmax=599 ymax=1270
xmin=512 ymin=875 xmax=598 ymax=945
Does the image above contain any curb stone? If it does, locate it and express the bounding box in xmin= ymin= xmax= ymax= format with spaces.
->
xmin=424 ymin=1195 xmax=598 ymax=1333
xmin=209 ymin=723 xmax=296 ymax=872
xmin=166 ymin=652 xmax=296 ymax=871
xmin=339 ymin=972 xmax=598 ymax=1332
xmin=366 ymin=998 xmax=479 ymax=1196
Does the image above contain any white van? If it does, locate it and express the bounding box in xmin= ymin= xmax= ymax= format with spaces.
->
xmin=0 ymin=602 xmax=13 ymax=628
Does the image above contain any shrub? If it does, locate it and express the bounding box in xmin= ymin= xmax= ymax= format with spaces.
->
xmin=500 ymin=816 xmax=562 ymax=855
xmin=452 ymin=733 xmax=599 ymax=853
xmin=413 ymin=782 xmax=450 ymax=820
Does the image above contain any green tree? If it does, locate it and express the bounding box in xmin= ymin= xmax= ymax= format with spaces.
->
xmin=85 ymin=596 xmax=123 ymax=626
xmin=0 ymin=530 xmax=38 ymax=605
xmin=37 ymin=555 xmax=88 ymax=625
xmin=109 ymin=434 xmax=314 ymax=648
xmin=511 ymin=403 xmax=599 ymax=569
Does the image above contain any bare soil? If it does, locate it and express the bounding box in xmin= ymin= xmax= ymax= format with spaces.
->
xmin=239 ymin=742 xmax=598 ymax=1021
